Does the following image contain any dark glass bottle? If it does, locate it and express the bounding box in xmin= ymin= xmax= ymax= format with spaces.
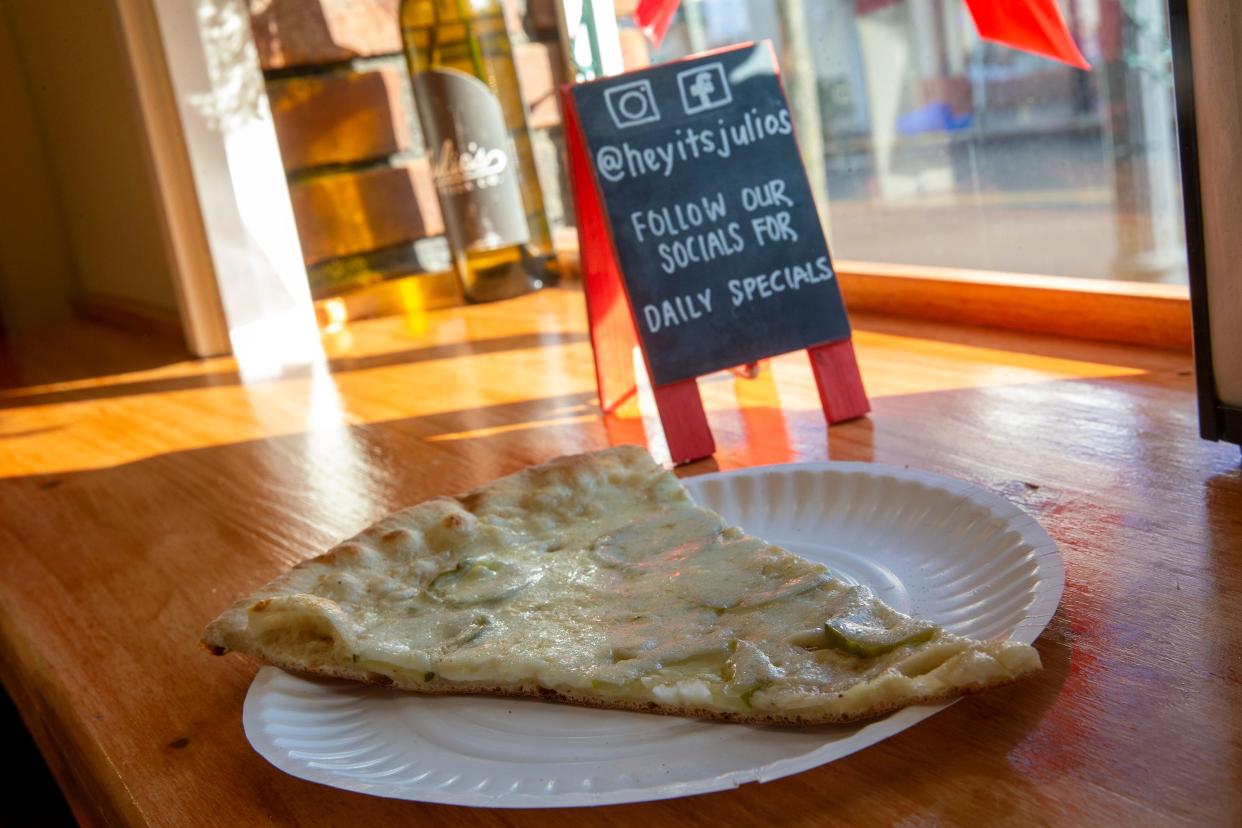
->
xmin=400 ymin=0 xmax=558 ymax=302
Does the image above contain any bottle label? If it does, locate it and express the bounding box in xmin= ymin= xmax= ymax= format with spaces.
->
xmin=412 ymin=68 xmax=531 ymax=253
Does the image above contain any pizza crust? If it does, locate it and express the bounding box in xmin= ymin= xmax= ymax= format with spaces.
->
xmin=227 ymin=647 xmax=1035 ymax=727
xmin=204 ymin=445 xmax=1041 ymax=725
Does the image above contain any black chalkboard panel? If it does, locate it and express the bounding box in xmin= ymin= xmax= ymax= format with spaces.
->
xmin=570 ymin=41 xmax=852 ymax=387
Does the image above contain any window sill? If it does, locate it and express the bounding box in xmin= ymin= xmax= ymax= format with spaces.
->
xmin=834 ymin=261 xmax=1191 ymax=351
xmin=331 ymin=242 xmax=1194 ymax=353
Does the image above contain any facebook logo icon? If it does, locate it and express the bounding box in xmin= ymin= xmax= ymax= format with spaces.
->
xmin=676 ymin=63 xmax=732 ymax=116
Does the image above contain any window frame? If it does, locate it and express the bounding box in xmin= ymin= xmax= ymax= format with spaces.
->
xmin=127 ymin=0 xmax=1197 ymax=357
xmin=1169 ymin=0 xmax=1242 ymax=444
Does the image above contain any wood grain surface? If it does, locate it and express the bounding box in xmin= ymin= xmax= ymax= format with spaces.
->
xmin=0 ymin=288 xmax=1239 ymax=826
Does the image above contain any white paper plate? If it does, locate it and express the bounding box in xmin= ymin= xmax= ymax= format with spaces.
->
xmin=243 ymin=462 xmax=1062 ymax=808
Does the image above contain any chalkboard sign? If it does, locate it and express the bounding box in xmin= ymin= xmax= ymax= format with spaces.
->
xmin=569 ymin=42 xmax=852 ymax=387
xmin=561 ymin=41 xmax=868 ymax=464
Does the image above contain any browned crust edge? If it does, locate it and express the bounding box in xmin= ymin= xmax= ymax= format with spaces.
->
xmin=214 ymin=645 xmax=1038 ymax=727
xmin=201 ymin=445 xmax=667 ymax=652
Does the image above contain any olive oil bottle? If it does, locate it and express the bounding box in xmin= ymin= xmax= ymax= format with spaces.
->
xmin=400 ymin=0 xmax=558 ymax=303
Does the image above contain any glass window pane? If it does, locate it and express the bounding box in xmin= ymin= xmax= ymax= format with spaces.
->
xmin=647 ymin=0 xmax=1186 ymax=284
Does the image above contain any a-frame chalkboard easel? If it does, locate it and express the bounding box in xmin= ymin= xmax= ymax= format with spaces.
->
xmin=559 ymin=45 xmax=869 ymax=465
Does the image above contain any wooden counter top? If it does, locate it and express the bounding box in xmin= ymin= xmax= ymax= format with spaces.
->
xmin=1 ymin=287 xmax=1238 ymax=825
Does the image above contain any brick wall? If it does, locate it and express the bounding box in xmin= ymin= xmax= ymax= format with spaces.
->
xmin=248 ymin=0 xmax=649 ymax=299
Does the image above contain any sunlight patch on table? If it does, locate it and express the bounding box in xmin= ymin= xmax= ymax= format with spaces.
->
xmin=424 ymin=414 xmax=598 ymax=443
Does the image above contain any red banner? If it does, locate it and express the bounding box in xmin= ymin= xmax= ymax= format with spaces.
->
xmin=634 ymin=0 xmax=1090 ymax=70
xmin=963 ymin=0 xmax=1090 ymax=70
xmin=633 ymin=0 xmax=680 ymax=46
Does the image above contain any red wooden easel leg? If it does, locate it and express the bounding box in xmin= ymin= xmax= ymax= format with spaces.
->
xmin=807 ymin=339 xmax=870 ymax=424
xmin=652 ymin=379 xmax=715 ymax=465
xmin=561 ymin=86 xmax=638 ymax=413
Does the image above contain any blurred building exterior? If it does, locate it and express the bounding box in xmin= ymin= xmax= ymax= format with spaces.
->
xmin=653 ymin=0 xmax=1186 ymax=284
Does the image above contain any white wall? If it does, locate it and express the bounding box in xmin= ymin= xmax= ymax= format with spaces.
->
xmin=0 ymin=6 xmax=76 ymax=332
xmin=0 ymin=0 xmax=181 ymax=328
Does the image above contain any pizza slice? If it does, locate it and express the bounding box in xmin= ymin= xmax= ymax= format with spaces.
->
xmin=203 ymin=445 xmax=1041 ymax=724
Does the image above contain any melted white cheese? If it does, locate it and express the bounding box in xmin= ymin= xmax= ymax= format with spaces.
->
xmin=227 ymin=447 xmax=1040 ymax=719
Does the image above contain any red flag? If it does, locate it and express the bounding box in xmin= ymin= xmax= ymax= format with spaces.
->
xmin=633 ymin=0 xmax=680 ymax=47
xmin=636 ymin=0 xmax=1090 ymax=71
xmin=963 ymin=0 xmax=1090 ymax=70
